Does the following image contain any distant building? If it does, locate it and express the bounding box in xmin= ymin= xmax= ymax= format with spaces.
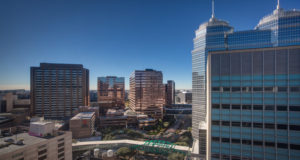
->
xmin=0 ymin=90 xmax=30 ymax=112
xmin=13 ymin=99 xmax=30 ymax=109
xmin=0 ymin=93 xmax=17 ymax=113
xmin=165 ymin=80 xmax=175 ymax=106
xmin=129 ymin=69 xmax=165 ymax=120
xmin=98 ymin=109 xmax=156 ymax=129
xmin=90 ymin=90 xmax=98 ymax=102
xmin=164 ymin=104 xmax=192 ymax=115
xmin=0 ymin=122 xmax=72 ymax=160
xmin=70 ymin=112 xmax=95 ymax=139
xmin=97 ymin=76 xmax=125 ymax=114
xmin=0 ymin=113 xmax=14 ymax=128
xmin=175 ymin=91 xmax=192 ymax=104
xmin=78 ymin=106 xmax=99 ymax=119
xmin=31 ymin=63 xmax=89 ymax=119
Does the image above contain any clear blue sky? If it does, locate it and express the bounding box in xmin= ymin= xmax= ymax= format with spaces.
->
xmin=0 ymin=0 xmax=299 ymax=90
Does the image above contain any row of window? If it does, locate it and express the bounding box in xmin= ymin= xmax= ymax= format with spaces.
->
xmin=212 ymin=137 xmax=300 ymax=150
xmin=212 ymin=86 xmax=300 ymax=92
xmin=212 ymin=104 xmax=300 ymax=111
xmin=212 ymin=120 xmax=300 ymax=131
xmin=38 ymin=149 xmax=47 ymax=155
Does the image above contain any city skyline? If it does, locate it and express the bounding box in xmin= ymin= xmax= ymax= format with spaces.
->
xmin=1 ymin=0 xmax=300 ymax=90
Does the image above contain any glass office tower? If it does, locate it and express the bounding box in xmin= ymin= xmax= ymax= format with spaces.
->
xmin=97 ymin=76 xmax=125 ymax=107
xmin=192 ymin=5 xmax=300 ymax=160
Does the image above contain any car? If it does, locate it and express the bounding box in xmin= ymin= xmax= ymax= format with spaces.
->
xmin=4 ymin=138 xmax=14 ymax=143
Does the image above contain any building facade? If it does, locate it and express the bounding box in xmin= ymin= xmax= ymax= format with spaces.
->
xmin=97 ymin=76 xmax=125 ymax=108
xmin=176 ymin=91 xmax=192 ymax=105
xmin=0 ymin=131 xmax=72 ymax=160
xmin=31 ymin=63 xmax=89 ymax=119
xmin=70 ymin=112 xmax=95 ymax=139
xmin=129 ymin=69 xmax=165 ymax=119
xmin=192 ymin=2 xmax=300 ymax=160
xmin=165 ymin=80 xmax=175 ymax=106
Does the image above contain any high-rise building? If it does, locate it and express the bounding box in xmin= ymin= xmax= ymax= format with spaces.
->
xmin=31 ymin=63 xmax=89 ymax=119
xmin=129 ymin=69 xmax=165 ymax=119
xmin=192 ymin=1 xmax=300 ymax=159
xmin=97 ymin=76 xmax=125 ymax=108
xmin=165 ymin=80 xmax=175 ymax=106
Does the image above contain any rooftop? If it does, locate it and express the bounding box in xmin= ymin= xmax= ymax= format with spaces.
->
xmin=30 ymin=121 xmax=53 ymax=125
xmin=0 ymin=132 xmax=67 ymax=154
xmin=71 ymin=112 xmax=95 ymax=120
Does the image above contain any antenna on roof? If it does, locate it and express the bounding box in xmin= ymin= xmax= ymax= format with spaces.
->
xmin=277 ymin=0 xmax=280 ymax=10
xmin=212 ymin=0 xmax=215 ymax=18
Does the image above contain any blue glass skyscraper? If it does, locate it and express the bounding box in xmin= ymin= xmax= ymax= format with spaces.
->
xmin=192 ymin=1 xmax=300 ymax=160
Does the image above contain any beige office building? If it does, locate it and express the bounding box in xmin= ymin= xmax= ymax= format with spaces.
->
xmin=0 ymin=131 xmax=72 ymax=160
xmin=69 ymin=112 xmax=95 ymax=139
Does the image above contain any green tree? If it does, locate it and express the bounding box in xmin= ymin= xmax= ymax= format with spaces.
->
xmin=116 ymin=147 xmax=133 ymax=159
xmin=167 ymin=152 xmax=185 ymax=160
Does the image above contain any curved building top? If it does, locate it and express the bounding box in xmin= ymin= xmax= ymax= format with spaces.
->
xmin=198 ymin=16 xmax=231 ymax=30
xmin=256 ymin=8 xmax=300 ymax=29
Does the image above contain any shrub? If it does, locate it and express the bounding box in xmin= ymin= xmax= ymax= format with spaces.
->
xmin=167 ymin=152 xmax=185 ymax=160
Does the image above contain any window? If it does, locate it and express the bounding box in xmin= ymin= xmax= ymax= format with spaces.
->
xmin=242 ymin=140 xmax=251 ymax=145
xmin=231 ymin=139 xmax=240 ymax=144
xmin=58 ymin=148 xmax=64 ymax=153
xmin=212 ymin=154 xmax=220 ymax=158
xmin=253 ymin=87 xmax=263 ymax=92
xmin=253 ymin=141 xmax=263 ymax=146
xmin=222 ymin=138 xmax=230 ymax=143
xmin=222 ymin=104 xmax=230 ymax=109
xmin=265 ymin=142 xmax=275 ymax=147
xmin=242 ymin=87 xmax=247 ymax=92
xmin=223 ymin=87 xmax=230 ymax=92
xmin=232 ymin=122 xmax=241 ymax=127
xmin=265 ymin=105 xmax=274 ymax=110
xmin=38 ymin=149 xmax=47 ymax=155
xmin=58 ymin=153 xmax=64 ymax=158
xmin=212 ymin=87 xmax=220 ymax=91
xmin=58 ymin=138 xmax=64 ymax=142
xmin=290 ymin=144 xmax=300 ymax=150
xmin=277 ymin=106 xmax=287 ymax=111
xmin=242 ymin=122 xmax=252 ymax=127
xmin=232 ymin=87 xmax=241 ymax=92
xmin=278 ymin=87 xmax=287 ymax=92
xmin=290 ymin=125 xmax=300 ymax=131
xmin=253 ymin=105 xmax=263 ymax=110
xmin=290 ymin=106 xmax=300 ymax=111
xmin=253 ymin=123 xmax=263 ymax=128
xmin=242 ymin=105 xmax=251 ymax=110
xmin=38 ymin=155 xmax=47 ymax=160
xmin=58 ymin=142 xmax=64 ymax=148
xmin=277 ymin=124 xmax=288 ymax=130
xmin=212 ymin=137 xmax=220 ymax=142
xmin=277 ymin=143 xmax=288 ymax=149
xmin=232 ymin=105 xmax=240 ymax=109
xmin=290 ymin=87 xmax=300 ymax=92
xmin=264 ymin=87 xmax=273 ymax=92
xmin=212 ymin=121 xmax=220 ymax=125
xmin=222 ymin=121 xmax=230 ymax=126
xmin=265 ymin=123 xmax=275 ymax=129
xmin=212 ymin=104 xmax=220 ymax=109
xmin=39 ymin=144 xmax=47 ymax=148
